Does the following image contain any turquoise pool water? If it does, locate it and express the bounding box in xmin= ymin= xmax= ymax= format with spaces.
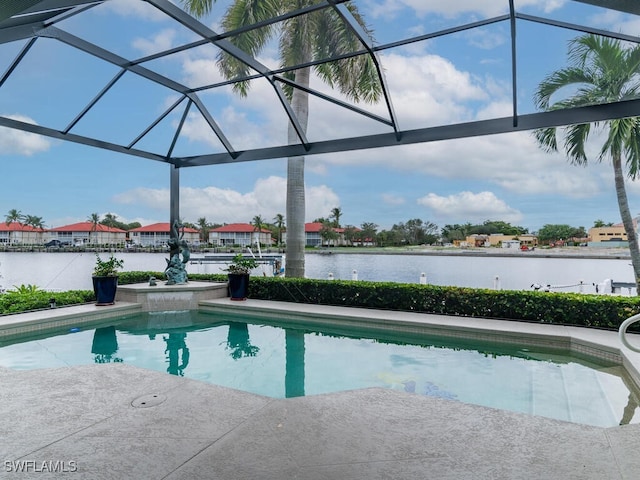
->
xmin=0 ymin=310 xmax=637 ymax=428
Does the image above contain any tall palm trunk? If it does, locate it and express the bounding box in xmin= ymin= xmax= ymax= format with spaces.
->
xmin=613 ymin=154 xmax=640 ymax=292
xmin=285 ymin=67 xmax=310 ymax=278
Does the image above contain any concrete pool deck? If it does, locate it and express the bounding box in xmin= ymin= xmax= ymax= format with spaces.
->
xmin=1 ymin=299 xmax=640 ymax=479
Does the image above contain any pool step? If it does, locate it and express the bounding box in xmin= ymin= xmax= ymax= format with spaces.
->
xmin=531 ymin=362 xmax=618 ymax=426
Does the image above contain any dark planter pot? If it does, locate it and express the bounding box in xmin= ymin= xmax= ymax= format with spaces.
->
xmin=227 ymin=273 xmax=250 ymax=301
xmin=92 ymin=276 xmax=119 ymax=306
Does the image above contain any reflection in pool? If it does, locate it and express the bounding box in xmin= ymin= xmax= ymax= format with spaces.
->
xmin=0 ymin=310 xmax=638 ymax=428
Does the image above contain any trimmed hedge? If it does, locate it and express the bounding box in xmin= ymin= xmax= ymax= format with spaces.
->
xmin=0 ymin=289 xmax=94 ymax=314
xmin=246 ymin=277 xmax=640 ymax=331
xmin=123 ymin=273 xmax=640 ymax=331
xmin=4 ymin=272 xmax=640 ymax=331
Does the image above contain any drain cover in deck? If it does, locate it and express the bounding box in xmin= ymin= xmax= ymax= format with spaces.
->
xmin=131 ymin=393 xmax=167 ymax=408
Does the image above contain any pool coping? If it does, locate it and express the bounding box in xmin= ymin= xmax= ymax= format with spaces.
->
xmin=0 ymin=302 xmax=142 ymax=339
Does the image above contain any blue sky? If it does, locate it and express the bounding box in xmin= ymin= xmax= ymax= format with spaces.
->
xmin=2 ymin=0 xmax=640 ymax=233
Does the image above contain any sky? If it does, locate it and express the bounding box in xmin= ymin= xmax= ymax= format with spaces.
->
xmin=2 ymin=0 xmax=640 ymax=233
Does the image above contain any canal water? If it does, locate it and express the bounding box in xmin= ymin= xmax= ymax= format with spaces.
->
xmin=0 ymin=251 xmax=634 ymax=294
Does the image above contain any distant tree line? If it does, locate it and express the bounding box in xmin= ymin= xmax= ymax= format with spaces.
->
xmin=5 ymin=208 xmax=613 ymax=248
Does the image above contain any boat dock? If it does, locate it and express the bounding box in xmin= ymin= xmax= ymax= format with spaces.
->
xmin=189 ymin=253 xmax=283 ymax=264
xmin=189 ymin=254 xmax=284 ymax=276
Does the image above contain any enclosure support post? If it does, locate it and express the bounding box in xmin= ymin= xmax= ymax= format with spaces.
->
xmin=169 ymin=164 xmax=180 ymax=255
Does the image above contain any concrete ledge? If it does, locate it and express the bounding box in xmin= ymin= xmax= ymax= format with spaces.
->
xmin=117 ymin=281 xmax=227 ymax=312
xmin=0 ymin=302 xmax=141 ymax=340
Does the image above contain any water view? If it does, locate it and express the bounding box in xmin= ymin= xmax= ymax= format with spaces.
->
xmin=0 ymin=251 xmax=635 ymax=294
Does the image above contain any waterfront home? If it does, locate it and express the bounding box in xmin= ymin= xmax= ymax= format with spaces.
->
xmin=208 ymin=223 xmax=273 ymax=247
xmin=588 ymin=219 xmax=640 ymax=247
xmin=282 ymin=222 xmax=356 ymax=247
xmin=129 ymin=223 xmax=199 ymax=247
xmin=48 ymin=221 xmax=126 ymax=246
xmin=465 ymin=233 xmax=538 ymax=248
xmin=0 ymin=222 xmax=44 ymax=245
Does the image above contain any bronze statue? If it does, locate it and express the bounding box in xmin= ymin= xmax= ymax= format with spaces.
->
xmin=165 ymin=220 xmax=190 ymax=285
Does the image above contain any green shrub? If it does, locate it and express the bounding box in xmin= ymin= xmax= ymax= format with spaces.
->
xmin=118 ymin=271 xmax=166 ymax=285
xmin=0 ymin=289 xmax=94 ymax=314
xmin=246 ymin=277 xmax=640 ymax=331
xmin=4 ymin=273 xmax=640 ymax=331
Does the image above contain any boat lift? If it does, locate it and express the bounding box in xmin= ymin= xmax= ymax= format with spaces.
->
xmin=189 ymin=253 xmax=284 ymax=276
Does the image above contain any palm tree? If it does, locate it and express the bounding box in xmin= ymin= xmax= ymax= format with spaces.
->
xmin=196 ymin=217 xmax=210 ymax=244
xmin=251 ymin=215 xmax=265 ymax=246
xmin=5 ymin=209 xmax=23 ymax=226
xmin=534 ymin=34 xmax=640 ymax=293
xmin=23 ymin=215 xmax=44 ymax=244
xmin=330 ymin=207 xmax=342 ymax=228
xmin=24 ymin=215 xmax=44 ymax=230
xmin=88 ymin=213 xmax=100 ymax=245
xmin=103 ymin=213 xmax=117 ymax=229
xmin=360 ymin=221 xmax=378 ymax=246
xmin=273 ymin=213 xmax=285 ymax=247
xmin=320 ymin=221 xmax=338 ymax=247
xmin=181 ymin=0 xmax=382 ymax=277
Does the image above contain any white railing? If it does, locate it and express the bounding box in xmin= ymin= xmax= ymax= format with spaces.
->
xmin=619 ymin=313 xmax=640 ymax=353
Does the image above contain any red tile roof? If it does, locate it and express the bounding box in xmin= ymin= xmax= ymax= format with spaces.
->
xmin=210 ymin=223 xmax=271 ymax=233
xmin=0 ymin=222 xmax=41 ymax=232
xmin=304 ymin=222 xmax=349 ymax=233
xmin=129 ymin=222 xmax=198 ymax=233
xmin=49 ymin=221 xmax=126 ymax=233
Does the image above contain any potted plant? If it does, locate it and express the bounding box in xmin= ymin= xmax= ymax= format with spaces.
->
xmin=225 ymin=254 xmax=258 ymax=301
xmin=92 ymin=254 xmax=124 ymax=305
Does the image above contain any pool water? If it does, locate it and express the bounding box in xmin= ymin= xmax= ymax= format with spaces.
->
xmin=0 ymin=310 xmax=638 ymax=428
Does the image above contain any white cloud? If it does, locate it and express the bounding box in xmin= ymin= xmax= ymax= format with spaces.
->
xmin=145 ymin=9 xmax=610 ymax=207
xmin=132 ymin=29 xmax=177 ymax=56
xmin=417 ymin=191 xmax=523 ymax=223
xmin=112 ymin=177 xmax=339 ymax=224
xmin=102 ymin=0 xmax=169 ymax=21
xmin=0 ymin=115 xmax=51 ymax=155
xmin=382 ymin=193 xmax=406 ymax=205
xmin=176 ymin=40 xmax=610 ymax=202
xmin=305 ymin=52 xmax=491 ymax=142
xmin=112 ymin=187 xmax=168 ymax=208
xmin=589 ymin=11 xmax=640 ymax=39
xmin=181 ymin=57 xmax=226 ymax=88
xmin=464 ymin=29 xmax=507 ymax=50
xmin=178 ymin=47 xmax=493 ymax=149
xmin=317 ymin=129 xmax=607 ymax=199
xmin=368 ymin=0 xmax=565 ymax=18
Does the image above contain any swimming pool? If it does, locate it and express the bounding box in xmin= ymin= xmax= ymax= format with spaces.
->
xmin=0 ymin=309 xmax=637 ymax=428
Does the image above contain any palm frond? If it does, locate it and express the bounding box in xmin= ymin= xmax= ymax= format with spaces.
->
xmin=535 ymin=34 xmax=640 ymax=174
xmin=624 ymin=119 xmax=640 ymax=179
xmin=563 ymin=123 xmax=591 ymax=165
xmin=217 ymin=0 xmax=282 ymax=96
xmin=181 ymin=0 xmax=216 ymax=17
xmin=280 ymin=13 xmax=312 ymax=70
xmin=533 ymin=127 xmax=558 ymax=153
xmin=568 ymin=35 xmax=620 ymax=74
xmin=311 ymin=6 xmax=382 ymax=103
xmin=534 ymin=67 xmax=595 ymax=110
xmin=602 ymin=118 xmax=630 ymax=161
xmin=624 ymin=43 xmax=640 ymax=76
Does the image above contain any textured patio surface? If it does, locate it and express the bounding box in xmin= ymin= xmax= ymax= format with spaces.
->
xmin=0 ymin=361 xmax=638 ymax=479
